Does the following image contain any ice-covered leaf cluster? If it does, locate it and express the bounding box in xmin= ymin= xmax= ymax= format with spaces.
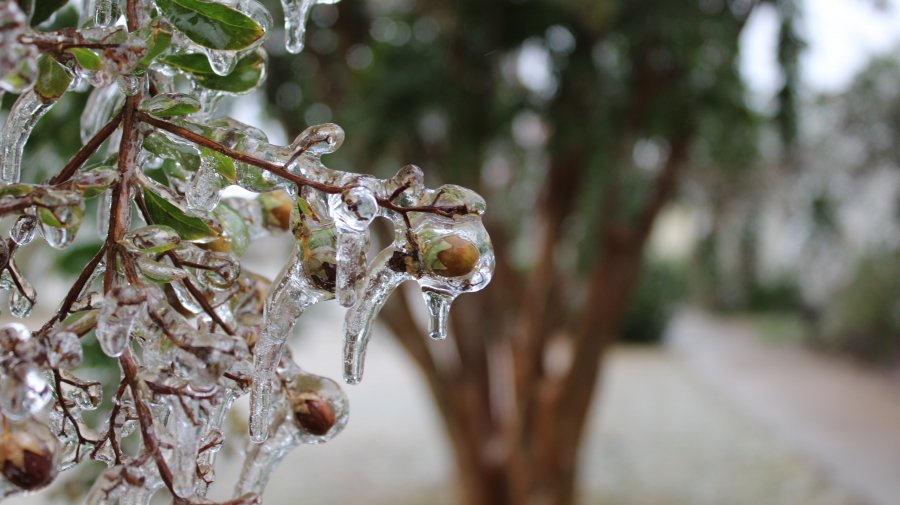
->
xmin=0 ymin=0 xmax=493 ymax=501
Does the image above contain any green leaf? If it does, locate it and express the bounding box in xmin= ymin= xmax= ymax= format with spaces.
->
xmin=31 ymin=0 xmax=68 ymax=27
xmin=139 ymin=21 xmax=173 ymax=66
xmin=142 ymin=186 xmax=219 ymax=241
xmin=66 ymin=48 xmax=103 ymax=71
xmin=0 ymin=184 xmax=35 ymax=198
xmin=159 ymin=51 xmax=264 ymax=93
xmin=143 ymin=131 xmax=201 ymax=170
xmin=213 ymin=203 xmax=249 ymax=256
xmin=200 ymin=147 xmax=236 ymax=181
xmin=143 ymin=93 xmax=202 ymax=117
xmin=154 ymin=0 xmax=264 ymax=51
xmin=34 ymin=55 xmax=72 ymax=103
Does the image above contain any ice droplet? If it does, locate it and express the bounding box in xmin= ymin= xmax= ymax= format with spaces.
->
xmin=40 ymin=225 xmax=76 ymax=250
xmin=0 ymin=363 xmax=52 ymax=419
xmin=0 ymin=91 xmax=56 ymax=183
xmin=96 ymin=285 xmax=146 ymax=357
xmin=10 ymin=214 xmax=36 ymax=245
xmin=205 ymin=48 xmax=237 ymax=76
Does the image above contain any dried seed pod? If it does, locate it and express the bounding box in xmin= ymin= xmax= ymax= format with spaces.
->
xmin=292 ymin=391 xmax=336 ymax=436
xmin=0 ymin=419 xmax=60 ymax=491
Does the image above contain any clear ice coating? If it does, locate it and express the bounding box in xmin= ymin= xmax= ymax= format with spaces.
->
xmin=0 ymin=91 xmax=56 ymax=183
xmin=236 ymin=360 xmax=348 ymax=496
xmin=96 ymin=285 xmax=147 ymax=357
xmin=0 ymin=0 xmax=494 ymax=498
xmin=249 ymin=250 xmax=330 ymax=443
xmin=281 ymin=0 xmax=340 ymax=53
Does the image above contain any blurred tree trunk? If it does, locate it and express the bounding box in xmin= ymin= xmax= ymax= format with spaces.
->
xmin=381 ymin=138 xmax=688 ymax=505
xmin=264 ymin=0 xmax=760 ymax=502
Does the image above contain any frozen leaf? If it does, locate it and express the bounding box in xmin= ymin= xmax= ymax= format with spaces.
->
xmin=159 ymin=51 xmax=265 ymax=93
xmin=143 ymin=93 xmax=202 ymax=117
xmin=120 ymin=225 xmax=182 ymax=253
xmin=138 ymin=19 xmax=174 ymax=66
xmin=31 ymin=0 xmax=69 ymax=27
xmin=66 ymin=48 xmax=103 ymax=72
xmin=142 ymin=186 xmax=220 ymax=241
xmin=212 ymin=202 xmax=250 ymax=256
xmin=155 ymin=0 xmax=265 ymax=51
xmin=33 ymin=55 xmax=72 ymax=103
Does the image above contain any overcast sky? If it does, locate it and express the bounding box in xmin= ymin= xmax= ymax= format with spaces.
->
xmin=741 ymin=0 xmax=900 ymax=107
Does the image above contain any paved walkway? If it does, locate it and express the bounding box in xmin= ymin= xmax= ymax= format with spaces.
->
xmin=3 ymin=307 xmax=884 ymax=504
xmin=668 ymin=309 xmax=900 ymax=505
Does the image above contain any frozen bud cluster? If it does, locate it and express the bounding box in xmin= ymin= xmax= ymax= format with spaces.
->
xmin=0 ymin=0 xmax=493 ymax=499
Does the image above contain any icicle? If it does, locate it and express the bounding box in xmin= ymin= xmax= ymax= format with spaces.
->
xmin=96 ymin=285 xmax=146 ymax=357
xmin=236 ymin=368 xmax=347 ymax=496
xmin=204 ymin=48 xmax=237 ymax=76
xmin=421 ymin=289 xmax=454 ymax=340
xmin=165 ymin=396 xmax=203 ymax=498
xmin=280 ymin=0 xmax=328 ymax=54
xmin=0 ymin=91 xmax=55 ymax=183
xmin=249 ymin=252 xmax=327 ymax=442
xmin=342 ymin=248 xmax=412 ymax=385
xmin=97 ymin=190 xmax=111 ymax=240
xmin=93 ymin=0 xmax=115 ymax=26
xmin=330 ymin=187 xmax=376 ymax=307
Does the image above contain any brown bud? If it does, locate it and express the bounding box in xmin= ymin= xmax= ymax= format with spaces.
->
xmin=428 ymin=235 xmax=479 ymax=278
xmin=0 ymin=430 xmax=57 ymax=490
xmin=292 ymin=391 xmax=336 ymax=436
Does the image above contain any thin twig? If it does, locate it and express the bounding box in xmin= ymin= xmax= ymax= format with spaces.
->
xmin=39 ymin=243 xmax=107 ymax=333
xmin=51 ymin=111 xmax=123 ymax=185
xmin=136 ymin=113 xmax=474 ymax=221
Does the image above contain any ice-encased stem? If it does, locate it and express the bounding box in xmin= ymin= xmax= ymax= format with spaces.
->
xmin=234 ymin=409 xmax=298 ymax=497
xmin=335 ymin=230 xmax=365 ymax=308
xmin=342 ymin=248 xmax=411 ymax=385
xmin=166 ymin=396 xmax=203 ymax=498
xmin=0 ymin=91 xmax=55 ymax=183
xmin=421 ymin=289 xmax=455 ymax=340
xmin=249 ymin=253 xmax=324 ymax=442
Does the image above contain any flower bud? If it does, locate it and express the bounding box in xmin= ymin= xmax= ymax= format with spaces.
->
xmin=292 ymin=391 xmax=336 ymax=436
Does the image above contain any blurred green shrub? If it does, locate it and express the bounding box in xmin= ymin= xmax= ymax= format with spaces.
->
xmin=619 ymin=262 xmax=687 ymax=344
xmin=745 ymin=277 xmax=804 ymax=313
xmin=818 ymin=253 xmax=900 ymax=364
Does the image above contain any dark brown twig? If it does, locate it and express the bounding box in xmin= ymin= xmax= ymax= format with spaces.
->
xmin=51 ymin=111 xmax=123 ymax=185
